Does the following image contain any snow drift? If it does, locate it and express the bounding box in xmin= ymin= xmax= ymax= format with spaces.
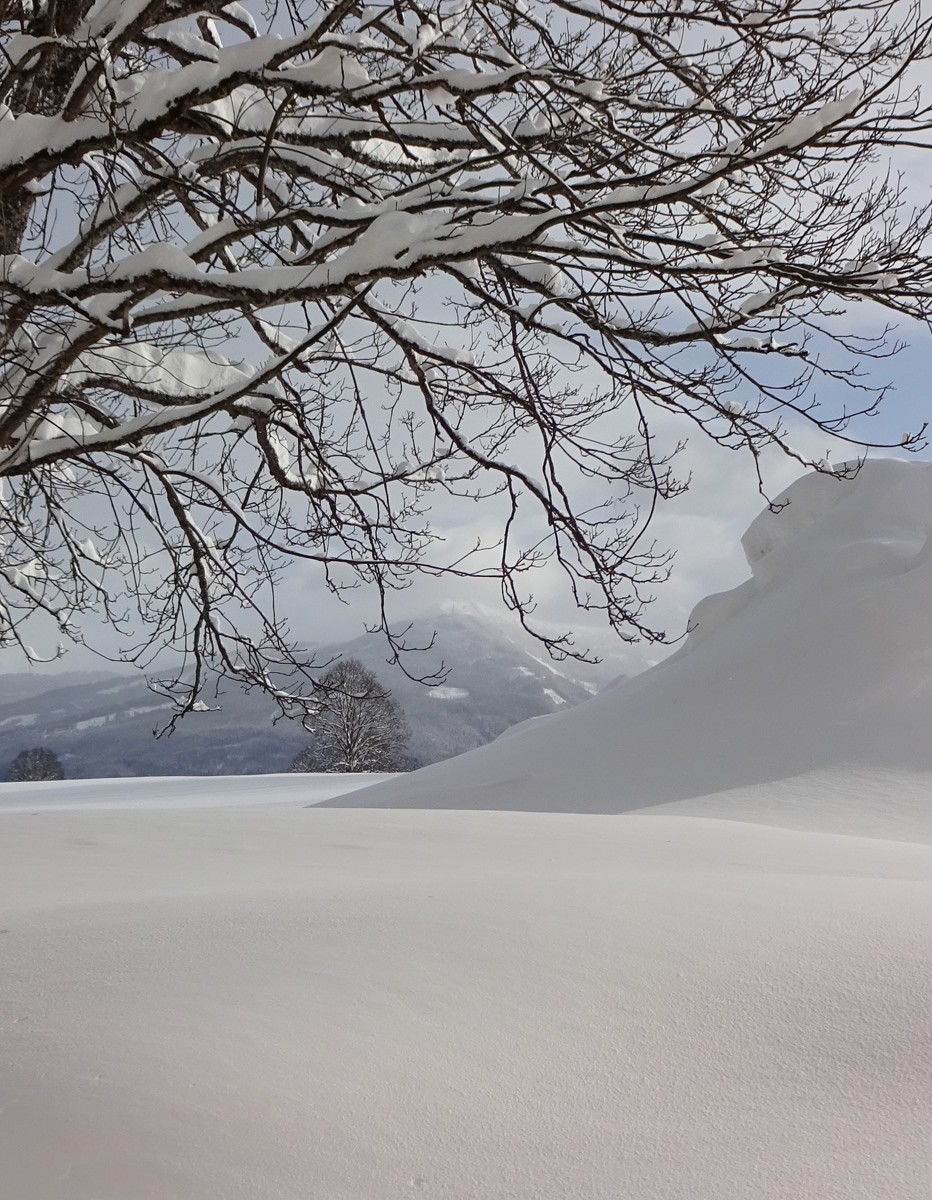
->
xmin=333 ymin=459 xmax=932 ymax=835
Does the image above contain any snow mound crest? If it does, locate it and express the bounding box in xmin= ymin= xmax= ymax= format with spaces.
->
xmin=690 ymin=459 xmax=932 ymax=647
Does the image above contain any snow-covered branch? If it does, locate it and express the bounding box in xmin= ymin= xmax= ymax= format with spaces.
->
xmin=1 ymin=0 xmax=931 ymax=713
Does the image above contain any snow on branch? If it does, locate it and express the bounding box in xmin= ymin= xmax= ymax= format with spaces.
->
xmin=0 ymin=0 xmax=931 ymax=716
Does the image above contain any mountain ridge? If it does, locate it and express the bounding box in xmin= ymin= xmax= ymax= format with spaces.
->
xmin=0 ymin=611 xmax=609 ymax=778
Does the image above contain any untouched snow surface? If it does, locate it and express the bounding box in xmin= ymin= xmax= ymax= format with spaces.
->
xmin=332 ymin=459 xmax=932 ymax=837
xmin=0 ymin=771 xmax=389 ymax=813
xmin=2 ymin=459 xmax=931 ymax=1199
xmin=1 ymin=798 xmax=930 ymax=1200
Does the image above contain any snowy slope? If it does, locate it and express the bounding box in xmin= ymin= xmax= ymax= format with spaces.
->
xmin=332 ymin=459 xmax=932 ymax=837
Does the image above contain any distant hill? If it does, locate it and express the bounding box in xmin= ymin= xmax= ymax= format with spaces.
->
xmin=0 ymin=671 xmax=298 ymax=780
xmin=314 ymin=608 xmax=607 ymax=767
xmin=0 ymin=610 xmax=611 ymax=779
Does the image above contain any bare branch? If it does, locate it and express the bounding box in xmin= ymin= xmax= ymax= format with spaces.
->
xmin=1 ymin=0 xmax=930 ymax=715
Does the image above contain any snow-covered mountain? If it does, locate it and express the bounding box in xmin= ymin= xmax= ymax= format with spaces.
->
xmin=319 ymin=607 xmax=606 ymax=766
xmin=332 ymin=459 xmax=932 ymax=838
xmin=0 ymin=670 xmax=302 ymax=779
xmin=0 ymin=611 xmax=606 ymax=779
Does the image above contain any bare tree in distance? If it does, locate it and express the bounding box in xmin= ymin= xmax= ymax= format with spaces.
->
xmin=291 ymin=657 xmax=411 ymax=772
xmin=1 ymin=0 xmax=931 ymax=724
xmin=5 ymin=746 xmax=64 ymax=782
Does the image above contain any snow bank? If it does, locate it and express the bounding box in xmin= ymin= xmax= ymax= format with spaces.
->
xmin=334 ymin=459 xmax=932 ymax=837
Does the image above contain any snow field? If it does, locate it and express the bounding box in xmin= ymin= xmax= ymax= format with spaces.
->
xmin=0 ymin=770 xmax=389 ymax=813
xmin=1 ymin=802 xmax=929 ymax=1200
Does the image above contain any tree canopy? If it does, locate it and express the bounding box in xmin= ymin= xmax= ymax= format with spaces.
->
xmin=5 ymin=745 xmax=64 ymax=782
xmin=292 ymin=657 xmax=411 ymax=771
xmin=1 ymin=0 xmax=930 ymax=719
